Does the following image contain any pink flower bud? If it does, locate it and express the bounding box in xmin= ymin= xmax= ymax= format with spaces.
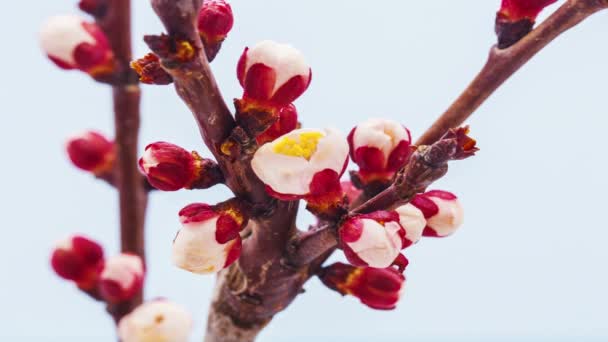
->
xmin=495 ymin=0 xmax=557 ymax=49
xmin=348 ymin=118 xmax=412 ymax=183
xmin=320 ymin=262 xmax=405 ymax=310
xmin=411 ymin=190 xmax=464 ymax=237
xmin=499 ymin=0 xmax=557 ymax=21
xmin=99 ymin=254 xmax=144 ymax=303
xmin=252 ymin=128 xmax=349 ymax=200
xmin=172 ymin=202 xmax=247 ymax=274
xmin=339 ymin=211 xmax=406 ymax=268
xmin=394 ymin=203 xmax=426 ymax=247
xmin=118 ymin=300 xmax=193 ymax=342
xmin=198 ymin=0 xmax=234 ymax=43
xmin=138 ymin=142 xmax=202 ymax=191
xmin=237 ymin=40 xmax=312 ymax=112
xmin=50 ymin=235 xmax=104 ymax=289
xmin=256 ymin=104 xmax=299 ymax=144
xmin=66 ymin=131 xmax=114 ymax=174
xmin=39 ymin=15 xmax=114 ymax=77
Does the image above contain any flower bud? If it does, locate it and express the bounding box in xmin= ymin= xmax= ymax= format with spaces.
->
xmin=320 ymin=262 xmax=405 ymax=310
xmin=139 ymin=142 xmax=223 ymax=191
xmin=39 ymin=15 xmax=114 ymax=77
xmin=496 ymin=0 xmax=557 ymax=49
xmin=394 ymin=203 xmax=426 ymax=247
xmin=237 ymin=40 xmax=312 ymax=113
xmin=130 ymin=53 xmax=173 ymax=85
xmin=66 ymin=131 xmax=114 ymax=174
xmin=51 ymin=235 xmax=104 ymax=289
xmin=256 ymin=104 xmax=298 ymax=144
xmin=252 ymin=128 xmax=349 ymax=200
xmin=198 ymin=0 xmax=234 ymax=61
xmin=118 ymin=300 xmax=193 ymax=342
xmin=99 ymin=254 xmax=144 ymax=303
xmin=339 ymin=211 xmax=406 ymax=268
xmin=172 ymin=201 xmax=247 ymax=274
xmin=348 ymin=118 xmax=412 ymax=184
xmin=411 ymin=190 xmax=464 ymax=237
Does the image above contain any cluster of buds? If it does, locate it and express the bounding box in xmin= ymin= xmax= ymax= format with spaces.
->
xmin=197 ymin=0 xmax=234 ymax=61
xmin=320 ymin=262 xmax=405 ymax=310
xmin=172 ymin=200 xmax=248 ymax=274
xmin=118 ymin=300 xmax=193 ymax=342
xmin=66 ymin=131 xmax=115 ymax=175
xmin=139 ymin=142 xmax=224 ymax=191
xmin=235 ymin=40 xmax=311 ymax=136
xmin=338 ymin=211 xmax=408 ymax=269
xmin=411 ymin=190 xmax=464 ymax=237
xmin=495 ymin=0 xmax=558 ymax=48
xmin=51 ymin=235 xmax=145 ymax=303
xmin=252 ymin=128 xmax=349 ymax=218
xmin=39 ymin=15 xmax=115 ymax=79
xmin=348 ymin=118 xmax=412 ymax=189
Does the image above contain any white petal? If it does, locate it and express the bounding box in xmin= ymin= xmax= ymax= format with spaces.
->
xmin=346 ymin=219 xmax=402 ymax=268
xmin=427 ymin=197 xmax=464 ymax=236
xmin=118 ymin=300 xmax=193 ymax=342
xmin=353 ymin=118 xmax=410 ymax=163
xmin=395 ymin=204 xmax=426 ymax=244
xmin=172 ymin=217 xmax=231 ymax=274
xmin=39 ymin=15 xmax=95 ymax=66
xmin=101 ymin=254 xmax=143 ymax=289
xmin=140 ymin=148 xmax=159 ymax=173
xmin=245 ymin=40 xmax=310 ymax=96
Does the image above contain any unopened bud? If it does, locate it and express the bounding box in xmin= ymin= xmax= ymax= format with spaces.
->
xmin=198 ymin=0 xmax=234 ymax=61
xmin=118 ymin=300 xmax=193 ymax=342
xmin=320 ymin=262 xmax=405 ymax=310
xmin=99 ymin=254 xmax=144 ymax=303
xmin=66 ymin=131 xmax=114 ymax=174
xmin=411 ymin=190 xmax=464 ymax=237
xmin=50 ymin=235 xmax=104 ymax=289
xmin=394 ymin=203 xmax=426 ymax=247
xmin=495 ymin=0 xmax=557 ymax=48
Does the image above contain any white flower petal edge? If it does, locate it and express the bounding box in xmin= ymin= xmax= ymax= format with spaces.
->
xmin=395 ymin=203 xmax=426 ymax=244
xmin=40 ymin=15 xmax=95 ymax=65
xmin=428 ymin=197 xmax=464 ymax=236
xmin=118 ymin=300 xmax=192 ymax=342
xmin=353 ymin=118 xmax=410 ymax=161
xmin=346 ymin=219 xmax=402 ymax=268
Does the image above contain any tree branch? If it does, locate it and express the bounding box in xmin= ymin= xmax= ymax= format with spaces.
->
xmin=96 ymin=0 xmax=147 ymax=322
xmin=416 ymin=0 xmax=608 ymax=146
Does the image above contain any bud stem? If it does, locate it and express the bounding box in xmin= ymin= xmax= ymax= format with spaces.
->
xmin=416 ymin=0 xmax=608 ymax=146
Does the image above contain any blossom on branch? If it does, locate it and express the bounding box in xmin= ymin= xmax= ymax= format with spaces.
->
xmin=39 ymin=15 xmax=114 ymax=78
xmin=236 ymin=40 xmax=312 ymax=115
xmin=118 ymin=300 xmax=193 ymax=342
xmin=495 ymin=0 xmax=558 ymax=49
xmin=99 ymin=254 xmax=145 ymax=303
xmin=139 ymin=142 xmax=223 ymax=191
xmin=394 ymin=203 xmax=427 ymax=247
xmin=172 ymin=201 xmax=247 ymax=274
xmin=66 ymin=131 xmax=115 ymax=174
xmin=338 ymin=211 xmax=407 ymax=268
xmin=411 ymin=190 xmax=464 ymax=237
xmin=198 ymin=0 xmax=234 ymax=61
xmin=320 ymin=262 xmax=405 ymax=310
xmin=348 ymin=118 xmax=412 ymax=186
xmin=50 ymin=235 xmax=104 ymax=290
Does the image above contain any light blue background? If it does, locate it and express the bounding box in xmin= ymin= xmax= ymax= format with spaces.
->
xmin=1 ymin=1 xmax=607 ymax=341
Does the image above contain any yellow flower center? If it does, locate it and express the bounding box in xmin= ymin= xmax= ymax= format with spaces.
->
xmin=273 ymin=131 xmax=324 ymax=160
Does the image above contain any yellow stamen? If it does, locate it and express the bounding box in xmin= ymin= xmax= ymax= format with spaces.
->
xmin=273 ymin=131 xmax=324 ymax=160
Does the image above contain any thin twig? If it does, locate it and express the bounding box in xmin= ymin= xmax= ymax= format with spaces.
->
xmin=416 ymin=0 xmax=608 ymax=146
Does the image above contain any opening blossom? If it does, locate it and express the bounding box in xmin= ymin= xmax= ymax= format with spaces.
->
xmin=99 ymin=253 xmax=145 ymax=303
xmin=348 ymin=118 xmax=412 ymax=185
xmin=172 ymin=202 xmax=247 ymax=274
xmin=66 ymin=131 xmax=115 ymax=174
xmin=50 ymin=235 xmax=104 ymax=290
xmin=252 ymin=128 xmax=348 ymax=198
xmin=338 ymin=211 xmax=407 ymax=269
xmin=237 ymin=40 xmax=312 ymax=114
xmin=320 ymin=262 xmax=405 ymax=310
xmin=39 ymin=15 xmax=114 ymax=77
xmin=411 ymin=190 xmax=464 ymax=237
xmin=118 ymin=300 xmax=193 ymax=342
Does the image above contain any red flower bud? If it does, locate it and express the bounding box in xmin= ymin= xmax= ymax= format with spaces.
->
xmin=256 ymin=104 xmax=299 ymax=144
xmin=339 ymin=211 xmax=407 ymax=268
xmin=237 ymin=41 xmax=312 ymax=113
xmin=39 ymin=15 xmax=115 ymax=77
xmin=139 ymin=142 xmax=222 ymax=191
xmin=66 ymin=131 xmax=115 ymax=174
xmin=496 ymin=0 xmax=557 ymax=49
xmin=99 ymin=253 xmax=144 ymax=303
xmin=198 ymin=0 xmax=234 ymax=59
xmin=320 ymin=262 xmax=405 ymax=310
xmin=50 ymin=235 xmax=104 ymax=290
xmin=411 ymin=190 xmax=464 ymax=237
